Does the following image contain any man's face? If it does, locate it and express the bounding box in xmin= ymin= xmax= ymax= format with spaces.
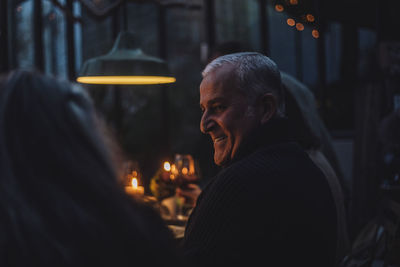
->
xmin=199 ymin=65 xmax=261 ymax=166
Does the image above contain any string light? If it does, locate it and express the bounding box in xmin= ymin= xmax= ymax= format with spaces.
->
xmin=275 ymin=4 xmax=284 ymax=12
xmin=276 ymin=0 xmax=319 ymax=39
xmin=312 ymin=29 xmax=319 ymax=38
xmin=287 ymin=18 xmax=295 ymax=27
xmin=296 ymin=23 xmax=304 ymax=31
xmin=306 ymin=14 xmax=315 ymax=22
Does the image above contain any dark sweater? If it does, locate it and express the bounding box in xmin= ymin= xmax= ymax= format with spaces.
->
xmin=182 ymin=119 xmax=337 ymax=266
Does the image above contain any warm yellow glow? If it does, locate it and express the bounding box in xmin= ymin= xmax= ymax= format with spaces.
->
xmin=306 ymin=14 xmax=315 ymax=22
xmin=131 ymin=178 xmax=138 ymax=189
xmin=296 ymin=23 xmax=305 ymax=31
xmin=163 ymin=161 xmax=171 ymax=171
xmin=132 ymin=171 xmax=138 ymax=177
xmin=182 ymin=167 xmax=188 ymax=175
xmin=189 ymin=162 xmax=195 ymax=175
xmin=289 ymin=0 xmax=298 ymax=4
xmin=275 ymin=4 xmax=284 ymax=12
xmin=76 ymin=76 xmax=176 ymax=85
xmin=171 ymin=164 xmax=177 ymax=173
xmin=312 ymin=29 xmax=320 ymax=38
xmin=170 ymin=174 xmax=175 ymax=180
xmin=287 ymin=18 xmax=295 ymax=27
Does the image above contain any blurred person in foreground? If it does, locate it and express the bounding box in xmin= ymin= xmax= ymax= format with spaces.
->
xmin=180 ymin=52 xmax=337 ymax=266
xmin=0 ymin=70 xmax=184 ymax=267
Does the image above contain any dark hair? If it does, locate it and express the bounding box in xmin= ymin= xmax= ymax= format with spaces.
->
xmin=0 ymin=70 xmax=183 ymax=267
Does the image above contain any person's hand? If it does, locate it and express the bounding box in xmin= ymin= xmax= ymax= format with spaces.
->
xmin=176 ymin=184 xmax=202 ymax=207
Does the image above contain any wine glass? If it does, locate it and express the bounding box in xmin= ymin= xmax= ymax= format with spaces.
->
xmin=173 ymin=154 xmax=198 ymax=187
xmin=173 ymin=154 xmax=199 ymax=221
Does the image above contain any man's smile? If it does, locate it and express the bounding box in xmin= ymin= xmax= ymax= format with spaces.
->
xmin=199 ymin=63 xmax=259 ymax=166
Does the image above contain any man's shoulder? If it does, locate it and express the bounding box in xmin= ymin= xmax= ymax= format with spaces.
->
xmin=227 ymin=141 xmax=309 ymax=174
xmin=217 ymin=141 xmax=328 ymax=191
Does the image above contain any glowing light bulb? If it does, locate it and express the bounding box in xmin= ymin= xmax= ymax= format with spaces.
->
xmin=287 ymin=18 xmax=296 ymax=27
xmin=306 ymin=14 xmax=315 ymax=22
xmin=296 ymin=23 xmax=304 ymax=31
xmin=312 ymin=29 xmax=320 ymax=38
xmin=164 ymin=161 xmax=171 ymax=171
xmin=275 ymin=4 xmax=284 ymax=12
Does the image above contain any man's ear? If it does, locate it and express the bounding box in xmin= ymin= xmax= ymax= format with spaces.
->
xmin=259 ymin=93 xmax=277 ymax=124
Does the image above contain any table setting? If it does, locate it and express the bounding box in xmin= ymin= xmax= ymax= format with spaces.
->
xmin=122 ymin=154 xmax=201 ymax=239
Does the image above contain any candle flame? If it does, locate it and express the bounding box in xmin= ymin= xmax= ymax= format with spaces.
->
xmin=131 ymin=178 xmax=138 ymax=189
xmin=182 ymin=167 xmax=188 ymax=175
xmin=164 ymin=161 xmax=171 ymax=171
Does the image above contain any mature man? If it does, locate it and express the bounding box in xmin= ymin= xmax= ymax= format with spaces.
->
xmin=181 ymin=52 xmax=337 ymax=266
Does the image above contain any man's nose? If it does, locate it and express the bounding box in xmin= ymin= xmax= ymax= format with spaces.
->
xmin=200 ymin=112 xmax=214 ymax=134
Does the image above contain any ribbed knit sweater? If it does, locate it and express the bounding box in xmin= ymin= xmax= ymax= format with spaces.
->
xmin=182 ymin=119 xmax=337 ymax=267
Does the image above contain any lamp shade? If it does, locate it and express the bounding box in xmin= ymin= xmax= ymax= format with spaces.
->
xmin=77 ymin=32 xmax=176 ymax=85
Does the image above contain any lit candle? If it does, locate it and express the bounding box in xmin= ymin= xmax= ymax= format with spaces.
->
xmin=161 ymin=161 xmax=171 ymax=181
xmin=125 ymin=177 xmax=144 ymax=196
xmin=170 ymin=164 xmax=178 ymax=180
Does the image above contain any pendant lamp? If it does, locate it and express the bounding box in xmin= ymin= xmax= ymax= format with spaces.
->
xmin=77 ymin=31 xmax=176 ymax=85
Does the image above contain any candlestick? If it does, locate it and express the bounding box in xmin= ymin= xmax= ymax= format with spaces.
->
xmin=125 ymin=185 xmax=144 ymax=196
xmin=125 ymin=177 xmax=144 ymax=196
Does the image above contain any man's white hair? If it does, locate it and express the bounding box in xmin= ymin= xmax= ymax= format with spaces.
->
xmin=202 ymin=52 xmax=285 ymax=117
